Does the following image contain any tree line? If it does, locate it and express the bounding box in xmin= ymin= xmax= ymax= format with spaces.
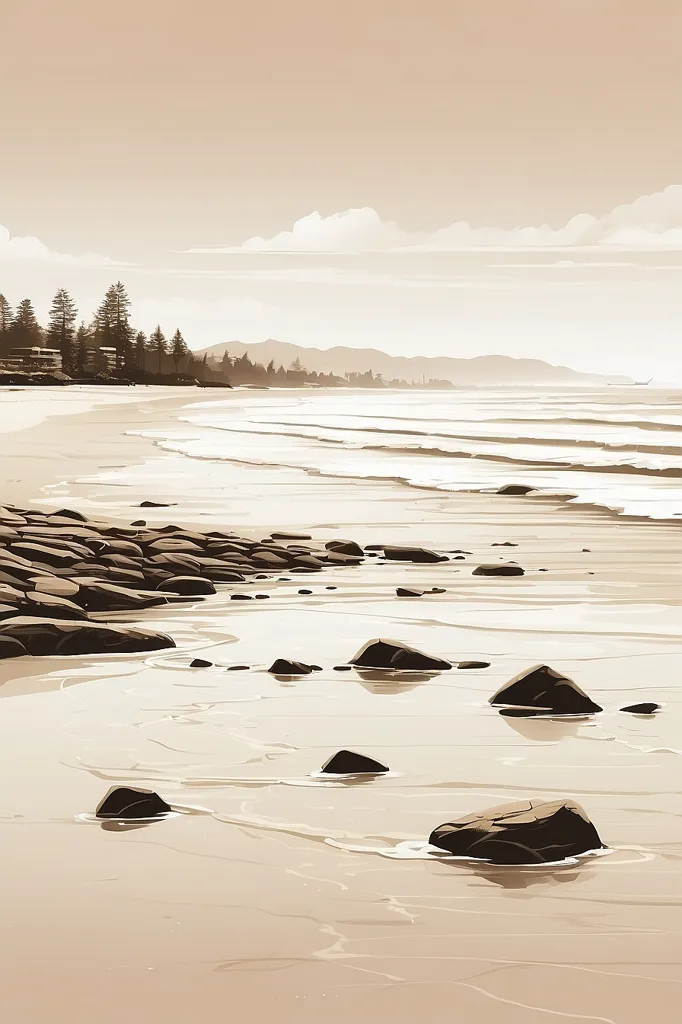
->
xmin=0 ymin=283 xmax=202 ymax=379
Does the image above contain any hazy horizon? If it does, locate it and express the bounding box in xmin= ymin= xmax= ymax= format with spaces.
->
xmin=2 ymin=1 xmax=682 ymax=380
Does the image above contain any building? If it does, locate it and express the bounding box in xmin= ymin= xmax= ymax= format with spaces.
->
xmin=6 ymin=346 xmax=62 ymax=370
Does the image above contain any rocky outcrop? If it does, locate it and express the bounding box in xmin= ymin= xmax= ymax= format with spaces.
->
xmin=350 ymin=639 xmax=452 ymax=671
xmin=382 ymin=546 xmax=447 ymax=563
xmin=95 ymin=786 xmax=172 ymax=819
xmin=473 ymin=564 xmax=525 ymax=577
xmin=429 ymin=799 xmax=604 ymax=864
xmin=620 ymin=702 xmax=661 ymax=715
xmin=490 ymin=665 xmax=603 ymax=715
xmin=320 ymin=750 xmax=389 ymax=774
xmin=268 ymin=659 xmax=321 ymax=675
xmin=0 ymin=618 xmax=174 ymax=656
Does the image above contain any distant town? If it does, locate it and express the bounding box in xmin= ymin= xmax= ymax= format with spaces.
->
xmin=0 ymin=283 xmax=453 ymax=389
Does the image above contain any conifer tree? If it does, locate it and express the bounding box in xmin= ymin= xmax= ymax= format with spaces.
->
xmin=10 ymin=298 xmax=42 ymax=346
xmin=74 ymin=322 xmax=91 ymax=375
xmin=170 ymin=329 xmax=188 ymax=373
xmin=134 ymin=331 xmax=147 ymax=372
xmin=46 ymin=288 xmax=78 ymax=373
xmin=95 ymin=281 xmax=132 ymax=368
xmin=0 ymin=294 xmax=11 ymax=353
xmin=150 ymin=325 xmax=166 ymax=374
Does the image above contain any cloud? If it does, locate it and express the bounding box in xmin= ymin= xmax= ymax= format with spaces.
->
xmin=186 ymin=184 xmax=682 ymax=254
xmin=0 ymin=222 xmax=119 ymax=266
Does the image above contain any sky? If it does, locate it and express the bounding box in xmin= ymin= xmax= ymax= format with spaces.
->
xmin=2 ymin=0 xmax=682 ymax=379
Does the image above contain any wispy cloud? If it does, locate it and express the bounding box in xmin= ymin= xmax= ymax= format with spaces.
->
xmin=185 ymin=184 xmax=682 ymax=254
xmin=0 ymin=222 xmax=120 ymax=266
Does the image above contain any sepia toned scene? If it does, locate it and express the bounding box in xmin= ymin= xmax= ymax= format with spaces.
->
xmin=1 ymin=3 xmax=682 ymax=1022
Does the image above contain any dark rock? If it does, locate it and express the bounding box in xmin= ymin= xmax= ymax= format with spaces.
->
xmin=268 ymin=659 xmax=319 ymax=675
xmin=325 ymin=540 xmax=364 ymax=557
xmin=290 ymin=554 xmax=325 ymax=569
xmin=0 ymin=618 xmax=174 ymax=656
xmin=54 ymin=508 xmax=89 ymax=522
xmin=326 ymin=586 xmax=337 ymax=590
xmin=204 ymin=569 xmax=248 ymax=583
xmin=364 ymin=544 xmax=383 ymax=551
xmin=492 ymin=542 xmax=518 ymax=547
xmin=255 ymin=573 xmax=269 ymax=580
xmin=333 ymin=665 xmax=353 ymax=671
xmin=227 ymin=664 xmax=250 ymax=671
xmin=255 ymin=593 xmax=270 ymax=599
xmin=457 ymin=661 xmax=491 ymax=670
xmin=490 ymin=664 xmax=603 ymax=715
xmin=0 ymin=604 xmax=19 ymax=620
xmin=473 ymin=564 xmax=525 ymax=577
xmin=147 ymin=538 xmax=203 ymax=554
xmin=230 ymin=593 xmax=253 ymax=601
xmin=620 ymin=702 xmax=661 ymax=715
xmin=350 ymin=639 xmax=452 ymax=672
xmin=582 ymin=548 xmax=591 ymax=553
xmin=270 ymin=532 xmax=312 ymax=541
xmin=190 ymin=658 xmax=212 ymax=668
xmin=10 ymin=543 xmax=81 ymax=568
xmin=139 ymin=501 xmax=175 ymax=508
xmin=430 ymin=587 xmax=447 ymax=594
xmin=325 ymin=551 xmax=363 ymax=565
xmin=130 ymin=520 xmax=146 ymax=527
xmin=95 ymin=786 xmax=172 ymax=820
xmin=298 ymin=589 xmax=313 ymax=595
xmin=252 ymin=550 xmax=291 ymax=568
xmin=77 ymin=583 xmax=168 ymax=612
xmin=0 ymin=636 xmax=28 ymax=659
xmin=396 ymin=587 xmax=424 ymax=597
xmin=156 ymin=576 xmax=216 ymax=596
xmin=320 ymin=750 xmax=389 ymax=774
xmin=24 ymin=592 xmax=89 ymax=620
xmin=383 ymin=546 xmax=447 ymax=563
xmin=497 ymin=484 xmax=535 ymax=496
xmin=429 ymin=799 xmax=603 ymax=864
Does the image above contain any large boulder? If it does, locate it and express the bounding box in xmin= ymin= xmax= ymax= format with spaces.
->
xmin=156 ymin=576 xmax=216 ymax=596
xmin=76 ymin=582 xmax=168 ymax=612
xmin=24 ymin=592 xmax=89 ymax=620
xmin=0 ymin=617 xmax=175 ymax=656
xmin=429 ymin=799 xmax=604 ymax=864
xmin=268 ymin=659 xmax=321 ymax=675
xmin=95 ymin=786 xmax=172 ymax=820
xmin=350 ymin=639 xmax=452 ymax=672
xmin=320 ymin=750 xmax=389 ymax=774
xmin=382 ymin=546 xmax=447 ymax=563
xmin=490 ymin=664 xmax=602 ymax=715
xmin=325 ymin=539 xmax=364 ymax=557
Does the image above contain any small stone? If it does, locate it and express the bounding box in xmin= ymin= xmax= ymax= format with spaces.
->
xmin=130 ymin=520 xmax=146 ymax=527
xmin=95 ymin=786 xmax=172 ymax=820
xmin=298 ymin=589 xmax=313 ymax=595
xmin=190 ymin=658 xmax=212 ymax=668
xmin=268 ymin=659 xmax=319 ymax=675
xmin=326 ymin=586 xmax=337 ymax=590
xmin=473 ymin=564 xmax=525 ymax=577
xmin=396 ymin=587 xmax=424 ymax=597
xmin=255 ymin=593 xmax=270 ymax=599
xmin=139 ymin=501 xmax=175 ymax=508
xmin=320 ymin=750 xmax=389 ymax=774
xmin=230 ymin=594 xmax=253 ymax=600
xmin=383 ymin=546 xmax=447 ymax=563
xmin=457 ymin=661 xmax=491 ymax=670
xmin=333 ymin=665 xmax=353 ymax=671
xmin=227 ymin=664 xmax=250 ymax=671
xmin=497 ymin=484 xmax=535 ymax=496
xmin=620 ymin=702 xmax=661 ymax=715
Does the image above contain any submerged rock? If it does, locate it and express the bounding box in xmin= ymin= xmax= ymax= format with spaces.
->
xmin=268 ymin=659 xmax=319 ymax=675
xmin=0 ymin=617 xmax=174 ymax=656
xmin=95 ymin=786 xmax=172 ymax=820
xmin=350 ymin=639 xmax=452 ymax=672
xmin=490 ymin=664 xmax=603 ymax=715
xmin=497 ymin=484 xmax=535 ymax=496
xmin=139 ymin=500 xmax=175 ymax=508
xmin=457 ymin=660 xmax=491 ymax=670
xmin=429 ymin=799 xmax=604 ymax=864
xmin=620 ymin=702 xmax=661 ymax=715
xmin=473 ymin=564 xmax=525 ymax=577
xmin=383 ymin=546 xmax=447 ymax=563
xmin=320 ymin=750 xmax=389 ymax=774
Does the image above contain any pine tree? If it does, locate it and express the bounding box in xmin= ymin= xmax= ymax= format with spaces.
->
xmin=0 ymin=294 xmax=11 ymax=355
xmin=95 ymin=281 xmax=132 ymax=368
xmin=46 ymin=288 xmax=78 ymax=373
xmin=134 ymin=331 xmax=147 ymax=372
xmin=170 ymin=329 xmax=188 ymax=373
xmin=74 ymin=322 xmax=91 ymax=375
xmin=149 ymin=325 xmax=166 ymax=374
xmin=10 ymin=298 xmax=42 ymax=346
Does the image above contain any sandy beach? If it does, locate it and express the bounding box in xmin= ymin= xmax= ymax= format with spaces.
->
xmin=1 ymin=385 xmax=681 ymax=1024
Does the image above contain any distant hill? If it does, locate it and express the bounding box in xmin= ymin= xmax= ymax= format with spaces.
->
xmin=195 ymin=339 xmax=631 ymax=386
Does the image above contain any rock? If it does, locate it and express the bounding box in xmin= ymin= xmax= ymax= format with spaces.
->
xmin=190 ymin=658 xmax=212 ymax=668
xmin=147 ymin=538 xmax=203 ymax=554
xmin=268 ymin=659 xmax=319 ymax=675
xmin=31 ymin=577 xmax=80 ymax=598
xmin=429 ymin=799 xmax=603 ymax=864
xmin=620 ymin=702 xmax=661 ymax=715
xmin=252 ymin=550 xmax=291 ymax=568
xmin=10 ymin=543 xmax=81 ymax=568
xmin=156 ymin=576 xmax=216 ymax=596
xmin=255 ymin=594 xmax=270 ymax=600
xmin=24 ymin=592 xmax=89 ymax=620
xmin=270 ymin=532 xmax=312 ymax=541
xmin=430 ymin=587 xmax=446 ymax=594
xmin=0 ymin=583 xmax=25 ymax=604
xmin=139 ymin=500 xmax=175 ymax=508
xmin=298 ymin=589 xmax=313 ymax=595
xmin=490 ymin=664 xmax=603 ymax=715
xmin=383 ymin=546 xmax=447 ymax=563
xmin=290 ymin=554 xmax=325 ymax=570
xmin=492 ymin=542 xmax=518 ymax=547
xmin=95 ymin=786 xmax=172 ymax=820
xmin=230 ymin=593 xmax=253 ymax=601
xmin=0 ymin=604 xmax=19 ymax=620
xmin=350 ymin=639 xmax=452 ymax=672
xmin=0 ymin=618 xmax=174 ymax=656
xmin=77 ymin=583 xmax=168 ymax=612
xmin=333 ymin=665 xmax=353 ymax=671
xmin=320 ymin=750 xmax=389 ymax=774
xmin=396 ymin=587 xmax=424 ymax=597
xmin=130 ymin=520 xmax=146 ymax=527
xmin=325 ymin=540 xmax=364 ymax=557
xmin=325 ymin=551 xmax=363 ymax=565
xmin=53 ymin=508 xmax=89 ymax=522
xmin=326 ymin=586 xmax=337 ymax=590
xmin=473 ymin=564 xmax=525 ymax=577
xmin=227 ymin=664 xmax=250 ymax=671
xmin=0 ymin=636 xmax=28 ymax=659
xmin=457 ymin=661 xmax=491 ymax=670
xmin=497 ymin=484 xmax=535 ymax=496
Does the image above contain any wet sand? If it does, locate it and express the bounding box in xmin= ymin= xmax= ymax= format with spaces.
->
xmin=1 ymin=387 xmax=681 ymax=1023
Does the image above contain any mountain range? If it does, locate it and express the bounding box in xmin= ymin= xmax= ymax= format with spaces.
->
xmin=196 ymin=339 xmax=631 ymax=386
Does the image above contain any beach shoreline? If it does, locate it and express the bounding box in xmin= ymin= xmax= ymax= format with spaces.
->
xmin=1 ymin=386 xmax=681 ymax=1023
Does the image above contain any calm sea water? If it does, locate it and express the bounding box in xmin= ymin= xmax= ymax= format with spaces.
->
xmin=145 ymin=386 xmax=682 ymax=521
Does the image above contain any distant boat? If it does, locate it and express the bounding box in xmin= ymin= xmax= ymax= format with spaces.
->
xmin=607 ymin=378 xmax=652 ymax=386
